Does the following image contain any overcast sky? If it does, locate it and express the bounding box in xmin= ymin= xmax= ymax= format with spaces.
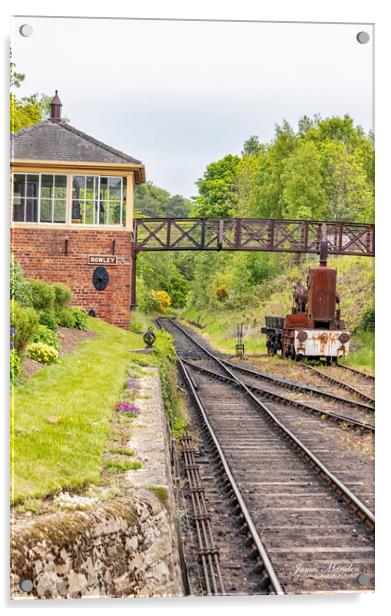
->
xmin=12 ymin=17 xmax=373 ymax=198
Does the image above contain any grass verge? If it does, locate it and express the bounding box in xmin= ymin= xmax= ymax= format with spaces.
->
xmin=11 ymin=317 xmax=142 ymax=504
xmin=182 ymin=307 xmax=267 ymax=355
xmin=130 ymin=310 xmax=188 ymax=438
xmin=339 ymin=331 xmax=374 ymax=373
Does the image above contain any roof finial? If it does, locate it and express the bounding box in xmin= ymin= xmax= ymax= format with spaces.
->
xmin=50 ymin=90 xmax=62 ymax=122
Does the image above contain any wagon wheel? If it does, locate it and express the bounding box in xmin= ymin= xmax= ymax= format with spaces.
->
xmin=92 ymin=266 xmax=109 ymax=291
xmin=143 ymin=330 xmax=156 ymax=348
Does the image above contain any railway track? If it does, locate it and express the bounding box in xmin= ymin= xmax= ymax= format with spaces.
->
xmin=220 ymin=359 xmax=374 ymax=431
xmin=301 ymin=363 xmax=375 ymax=406
xmin=159 ymin=318 xmax=375 ymax=594
xmin=337 ymin=363 xmax=375 ymax=383
xmin=184 ymin=360 xmax=374 ymax=434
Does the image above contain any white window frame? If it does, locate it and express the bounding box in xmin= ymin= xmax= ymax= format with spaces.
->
xmin=11 ymin=173 xmax=67 ymax=225
xmin=71 ymin=175 xmax=124 ymax=227
xmin=40 ymin=174 xmax=67 ymax=224
xmin=11 ymin=173 xmax=39 ymax=223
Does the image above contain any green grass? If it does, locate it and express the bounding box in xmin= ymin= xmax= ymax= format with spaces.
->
xmin=183 ymin=256 xmax=374 ymax=363
xmin=182 ymin=307 xmax=267 ymax=355
xmin=147 ymin=485 xmax=168 ymax=508
xmin=11 ymin=317 xmax=143 ymax=504
xmin=108 ymin=446 xmax=135 ymax=457
xmin=339 ymin=331 xmax=374 ymax=373
xmin=104 ymin=459 xmax=142 ymax=472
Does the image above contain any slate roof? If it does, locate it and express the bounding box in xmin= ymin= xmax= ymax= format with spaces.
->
xmin=12 ymin=119 xmax=142 ymax=165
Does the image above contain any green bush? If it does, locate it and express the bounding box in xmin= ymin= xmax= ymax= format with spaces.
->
xmin=32 ymin=324 xmax=59 ymax=349
xmin=55 ymin=307 xmax=76 ymax=328
xmin=10 ymin=258 xmax=33 ymax=307
xmin=26 ymin=342 xmax=59 ymax=365
xmin=358 ymin=307 xmax=375 ymax=332
xmin=10 ymin=349 xmax=21 ymax=384
xmin=10 ymin=300 xmax=39 ymax=352
xmin=141 ymin=292 xmax=160 ymax=314
xmin=53 ymin=283 xmax=72 ymax=308
xmin=30 ymin=279 xmax=55 ymax=311
xmin=39 ymin=310 xmax=58 ymax=331
xmin=71 ymin=307 xmax=88 ymax=330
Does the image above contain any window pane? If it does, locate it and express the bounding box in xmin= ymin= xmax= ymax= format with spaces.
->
xmin=72 ymin=176 xmax=85 ymax=200
xmin=40 ymin=199 xmax=51 ymax=222
xmin=86 ymin=176 xmax=97 ymax=201
xmin=106 ymin=203 xmax=114 ymax=225
xmin=54 ymin=175 xmax=67 ymax=199
xmin=25 ymin=198 xmax=38 ymax=222
xmin=98 ymin=201 xmax=106 ymax=224
xmin=41 ymin=174 xmax=54 ymax=199
xmin=13 ymin=174 xmax=26 ymax=201
xmin=54 ymin=200 xmax=66 ymax=223
xmin=122 ymin=178 xmax=126 ymax=226
xmin=72 ymin=201 xmax=82 ymax=221
xmin=108 ymin=177 xmax=121 ymax=202
xmin=107 ymin=202 xmax=121 ymax=225
xmin=55 ymin=175 xmax=67 ymax=187
xmin=13 ymin=199 xmax=25 ymax=222
xmin=99 ymin=177 xmax=108 ymax=201
xmin=84 ymin=201 xmax=94 ymax=224
xmin=26 ymin=175 xmax=39 ymax=198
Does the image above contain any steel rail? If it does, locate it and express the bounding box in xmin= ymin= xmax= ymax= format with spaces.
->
xmin=162 ymin=318 xmax=375 ymax=530
xmin=301 ymin=363 xmax=375 ymax=406
xmin=222 ymin=359 xmax=375 ymax=413
xmin=178 ymin=357 xmax=285 ymax=595
xmin=184 ymin=359 xmax=375 ymax=434
xmin=336 ymin=363 xmax=375 ymax=383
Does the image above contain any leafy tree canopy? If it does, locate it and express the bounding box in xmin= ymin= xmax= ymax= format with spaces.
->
xmin=10 ymin=57 xmax=68 ymax=132
xmin=192 ymin=154 xmax=241 ymax=218
xmin=234 ymin=114 xmax=374 ymax=223
xmin=135 ymin=182 xmax=192 ymax=218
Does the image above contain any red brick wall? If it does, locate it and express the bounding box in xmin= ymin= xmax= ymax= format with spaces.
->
xmin=11 ymin=228 xmax=133 ymax=329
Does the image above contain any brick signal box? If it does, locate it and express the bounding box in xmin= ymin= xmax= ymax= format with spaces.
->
xmin=11 ymin=92 xmax=145 ymax=329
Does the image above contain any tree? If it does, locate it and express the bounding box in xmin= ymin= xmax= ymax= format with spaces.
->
xmin=166 ymin=194 xmax=192 ymax=217
xmin=135 ymin=182 xmax=191 ymax=217
xmin=281 ymin=141 xmax=326 ymax=219
xmin=235 ymin=153 xmax=262 ymax=217
xmin=302 ymin=114 xmax=374 ymax=187
xmin=242 ymin=135 xmax=263 ymax=157
xmin=192 ymin=154 xmax=241 ymax=218
xmin=248 ymin=120 xmax=298 ymax=218
xmin=319 ymin=142 xmax=374 ymax=221
xmin=10 ymin=56 xmax=53 ymax=132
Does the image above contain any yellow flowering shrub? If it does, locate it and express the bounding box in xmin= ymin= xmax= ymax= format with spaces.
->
xmin=26 ymin=342 xmax=59 ymax=365
xmin=153 ymin=290 xmax=172 ymax=313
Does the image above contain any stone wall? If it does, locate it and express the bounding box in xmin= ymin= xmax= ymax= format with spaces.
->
xmin=11 ymin=227 xmax=133 ymax=329
xmin=11 ymin=490 xmax=183 ymax=599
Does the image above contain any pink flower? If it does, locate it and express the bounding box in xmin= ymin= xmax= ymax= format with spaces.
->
xmin=115 ymin=402 xmax=141 ymax=415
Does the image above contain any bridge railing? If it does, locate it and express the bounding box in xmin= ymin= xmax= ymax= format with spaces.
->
xmin=133 ymin=218 xmax=375 ymax=256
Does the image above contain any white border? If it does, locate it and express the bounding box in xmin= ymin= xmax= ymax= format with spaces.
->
xmin=2 ymin=1 xmax=390 ymax=614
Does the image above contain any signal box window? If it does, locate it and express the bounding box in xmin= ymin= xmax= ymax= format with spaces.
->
xmin=12 ymin=173 xmax=67 ymax=224
xmin=72 ymin=175 xmax=125 ymax=226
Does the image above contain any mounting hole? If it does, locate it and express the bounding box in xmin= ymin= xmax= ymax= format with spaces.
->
xmin=19 ymin=24 xmax=33 ymax=37
xmin=357 ymin=573 xmax=370 ymax=586
xmin=20 ymin=579 xmax=33 ymax=592
xmin=356 ymin=31 xmax=370 ymax=44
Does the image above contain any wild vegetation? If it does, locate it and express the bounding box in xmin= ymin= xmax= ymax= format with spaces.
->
xmin=11 ymin=58 xmax=374 ymax=367
xmin=10 ymin=259 xmax=88 ymax=383
xmin=135 ymin=115 xmax=374 ymax=368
